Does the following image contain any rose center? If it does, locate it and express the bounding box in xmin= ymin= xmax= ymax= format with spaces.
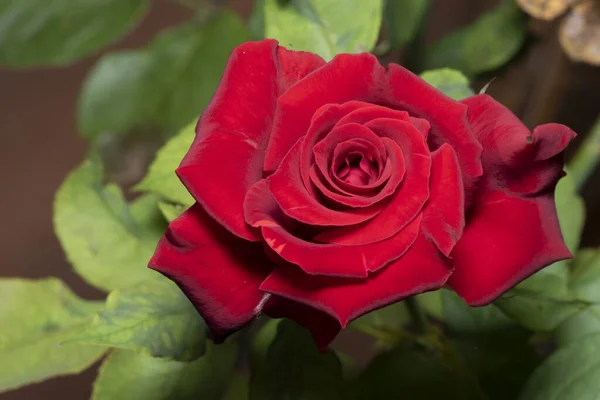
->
xmin=336 ymin=151 xmax=379 ymax=186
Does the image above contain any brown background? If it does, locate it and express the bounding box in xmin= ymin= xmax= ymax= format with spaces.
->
xmin=1 ymin=0 xmax=598 ymax=398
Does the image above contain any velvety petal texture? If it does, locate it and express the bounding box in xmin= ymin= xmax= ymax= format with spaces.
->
xmin=149 ymin=40 xmax=575 ymax=348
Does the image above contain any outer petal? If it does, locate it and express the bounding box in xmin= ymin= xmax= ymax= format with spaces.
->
xmin=260 ymin=235 xmax=452 ymax=327
xmin=263 ymin=296 xmax=341 ymax=350
xmin=149 ymin=203 xmax=275 ymax=341
xmin=244 ymin=180 xmax=421 ymax=277
xmin=421 ymin=144 xmax=465 ymax=257
xmin=177 ymin=40 xmax=325 ymax=242
xmin=447 ymin=190 xmax=572 ymax=306
xmin=461 ymin=94 xmax=576 ymax=195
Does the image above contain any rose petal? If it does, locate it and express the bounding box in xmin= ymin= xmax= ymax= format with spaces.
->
xmin=177 ymin=40 xmax=325 ymax=241
xmin=244 ymin=180 xmax=422 ymax=277
xmin=447 ymin=190 xmax=572 ymax=306
xmin=267 ymin=139 xmax=383 ymax=227
xmin=461 ymin=95 xmax=576 ymax=195
xmin=421 ymin=144 xmax=465 ymax=257
xmin=264 ymin=53 xmax=385 ymax=173
xmin=276 ymin=46 xmax=326 ymax=93
xmin=263 ymin=296 xmax=341 ymax=350
xmin=386 ymin=64 xmax=483 ymax=192
xmin=260 ymin=235 xmax=452 ymax=327
xmin=314 ymin=119 xmax=431 ymax=246
xmin=149 ymin=203 xmax=274 ymax=341
xmin=333 ymin=104 xmax=410 ymax=128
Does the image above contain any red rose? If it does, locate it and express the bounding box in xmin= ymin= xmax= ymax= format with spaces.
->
xmin=149 ymin=40 xmax=575 ymax=347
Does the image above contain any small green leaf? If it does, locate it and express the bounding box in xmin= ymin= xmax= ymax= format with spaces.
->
xmin=251 ymin=319 xmax=281 ymax=367
xmin=519 ymin=334 xmax=600 ymax=400
xmin=250 ymin=319 xmax=343 ymax=400
xmin=0 ymin=278 xmax=107 ymax=393
xmin=91 ymin=344 xmax=237 ymax=400
xmin=344 ymin=345 xmax=481 ymax=400
xmin=424 ymin=0 xmax=527 ymax=75
xmin=441 ymin=289 xmax=512 ymax=334
xmin=264 ymin=0 xmax=383 ymax=61
xmin=420 ymin=69 xmax=475 ymax=100
xmin=0 ymin=0 xmax=150 ymax=68
xmin=135 ymin=122 xmax=196 ymax=206
xmin=384 ymin=0 xmax=430 ymax=48
xmin=555 ymin=171 xmax=586 ymax=254
xmin=158 ymin=201 xmax=187 ymax=222
xmin=69 ymin=278 xmax=206 ymax=361
xmin=570 ymin=248 xmax=600 ymax=303
xmin=77 ymin=11 xmax=250 ymax=138
xmin=54 ymin=158 xmax=166 ymax=292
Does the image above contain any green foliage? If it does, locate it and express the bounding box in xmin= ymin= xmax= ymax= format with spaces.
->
xmin=53 ymin=157 xmax=166 ymax=292
xmin=158 ymin=201 xmax=187 ymax=222
xmin=0 ymin=0 xmax=149 ymax=68
xmin=519 ymin=334 xmax=600 ymax=400
xmin=264 ymin=0 xmax=383 ymax=61
xmin=250 ymin=320 xmax=343 ymax=399
xmin=383 ymin=0 xmax=430 ymax=48
xmin=424 ymin=0 xmax=527 ymax=75
xmin=78 ymin=11 xmax=251 ymax=139
xmin=68 ymin=279 xmax=206 ymax=361
xmin=0 ymin=278 xmax=107 ymax=393
xmin=350 ymin=302 xmax=410 ymax=345
xmin=91 ymin=344 xmax=237 ymax=400
xmin=344 ymin=345 xmax=481 ymax=400
xmin=420 ymin=69 xmax=475 ymax=100
xmin=135 ymin=122 xmax=196 ymax=207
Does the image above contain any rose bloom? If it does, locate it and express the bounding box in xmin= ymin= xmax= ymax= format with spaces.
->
xmin=149 ymin=40 xmax=575 ymax=347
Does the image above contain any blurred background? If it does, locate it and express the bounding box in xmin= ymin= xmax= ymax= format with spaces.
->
xmin=0 ymin=0 xmax=598 ymax=398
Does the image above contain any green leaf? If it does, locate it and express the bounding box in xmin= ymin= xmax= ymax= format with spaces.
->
xmin=0 ymin=0 xmax=149 ymax=68
xmin=349 ymin=301 xmax=410 ymax=345
xmin=384 ymin=0 xmax=430 ymax=48
xmin=441 ymin=289 xmax=512 ymax=334
xmin=158 ymin=201 xmax=187 ymax=222
xmin=223 ymin=374 xmax=250 ymax=400
xmin=77 ymin=11 xmax=250 ymax=138
xmin=54 ymin=158 xmax=166 ymax=292
xmin=570 ymin=249 xmax=600 ymax=303
xmin=249 ymin=0 xmax=266 ymax=39
xmin=440 ymin=290 xmax=539 ymax=400
xmin=77 ymin=50 xmax=170 ymax=139
xmin=424 ymin=0 xmax=527 ymax=75
xmin=91 ymin=344 xmax=237 ymax=400
xmin=251 ymin=318 xmax=281 ymax=367
xmin=250 ymin=319 xmax=343 ymax=400
xmin=135 ymin=122 xmax=196 ymax=206
xmin=555 ymin=171 xmax=586 ymax=254
xmin=420 ymin=69 xmax=475 ymax=100
xmin=495 ymin=268 xmax=587 ymax=331
xmin=519 ymin=334 xmax=600 ymax=400
xmin=264 ymin=0 xmax=383 ymax=61
xmin=557 ymin=249 xmax=600 ymax=344
xmin=0 ymin=278 xmax=107 ymax=393
xmin=68 ymin=278 xmax=206 ymax=361
xmin=150 ymin=12 xmax=251 ymax=130
xmin=344 ymin=345 xmax=481 ymax=400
